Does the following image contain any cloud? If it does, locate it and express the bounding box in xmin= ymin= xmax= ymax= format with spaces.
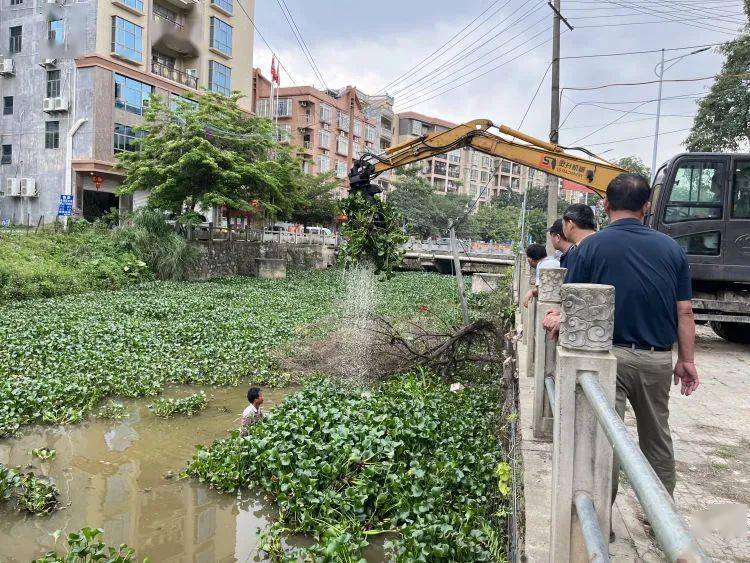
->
xmin=251 ymin=0 xmax=742 ymax=169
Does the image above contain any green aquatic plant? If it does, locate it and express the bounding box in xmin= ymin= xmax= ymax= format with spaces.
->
xmin=95 ymin=401 xmax=130 ymax=420
xmin=149 ymin=392 xmax=209 ymax=418
xmin=32 ymin=527 xmax=148 ymax=563
xmin=0 ymin=464 xmax=19 ymax=501
xmin=0 ymin=271 xmax=459 ymax=437
xmin=31 ymin=448 xmax=56 ymax=462
xmin=16 ymin=472 xmax=59 ymax=514
xmin=187 ymin=372 xmax=508 ymax=560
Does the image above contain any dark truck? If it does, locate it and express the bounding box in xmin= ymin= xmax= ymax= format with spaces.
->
xmin=648 ymin=153 xmax=750 ymax=343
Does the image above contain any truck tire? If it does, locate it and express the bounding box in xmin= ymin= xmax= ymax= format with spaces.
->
xmin=709 ymin=321 xmax=750 ymax=344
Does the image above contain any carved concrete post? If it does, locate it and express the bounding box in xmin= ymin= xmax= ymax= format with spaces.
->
xmin=533 ymin=267 xmax=566 ymax=439
xmin=550 ymin=283 xmax=617 ymax=562
xmin=524 ymin=271 xmax=537 ymax=379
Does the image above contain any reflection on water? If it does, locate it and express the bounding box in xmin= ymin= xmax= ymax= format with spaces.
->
xmin=0 ymin=385 xmax=290 ymax=563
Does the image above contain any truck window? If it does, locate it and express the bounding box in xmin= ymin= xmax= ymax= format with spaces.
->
xmin=664 ymin=160 xmax=725 ymax=223
xmin=674 ymin=231 xmax=721 ymax=256
xmin=732 ymin=160 xmax=750 ymax=218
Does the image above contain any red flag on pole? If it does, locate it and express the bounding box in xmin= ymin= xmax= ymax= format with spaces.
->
xmin=271 ymin=56 xmax=280 ymax=85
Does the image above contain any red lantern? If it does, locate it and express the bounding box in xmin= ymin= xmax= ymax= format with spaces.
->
xmin=336 ymin=212 xmax=348 ymax=223
xmin=92 ymin=175 xmax=104 ymax=191
xmin=250 ymin=199 xmax=261 ymax=209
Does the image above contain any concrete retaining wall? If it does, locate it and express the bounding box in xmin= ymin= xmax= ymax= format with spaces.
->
xmin=186 ymin=240 xmax=336 ymax=280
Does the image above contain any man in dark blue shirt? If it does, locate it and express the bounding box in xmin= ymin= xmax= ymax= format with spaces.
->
xmin=561 ymin=203 xmax=597 ymax=277
xmin=544 ymin=173 xmax=700 ymax=512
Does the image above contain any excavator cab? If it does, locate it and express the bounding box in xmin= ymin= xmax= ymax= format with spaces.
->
xmin=647 ymin=153 xmax=750 ymax=288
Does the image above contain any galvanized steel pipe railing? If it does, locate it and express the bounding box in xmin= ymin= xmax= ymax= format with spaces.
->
xmin=544 ymin=375 xmax=556 ymax=412
xmin=573 ymin=492 xmax=609 ymax=562
xmin=577 ymin=370 xmax=709 ymax=562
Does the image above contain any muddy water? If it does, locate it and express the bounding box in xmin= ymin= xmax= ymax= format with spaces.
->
xmin=0 ymin=385 xmax=291 ymax=563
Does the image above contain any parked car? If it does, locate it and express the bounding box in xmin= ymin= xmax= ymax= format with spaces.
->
xmin=305 ymin=226 xmax=332 ymax=236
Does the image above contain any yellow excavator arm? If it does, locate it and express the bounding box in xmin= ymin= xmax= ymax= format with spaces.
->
xmin=351 ymin=119 xmax=626 ymax=198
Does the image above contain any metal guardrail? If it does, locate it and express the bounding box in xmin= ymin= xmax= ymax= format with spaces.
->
xmin=574 ymin=492 xmax=608 ymax=563
xmin=578 ymin=371 xmax=709 ymax=562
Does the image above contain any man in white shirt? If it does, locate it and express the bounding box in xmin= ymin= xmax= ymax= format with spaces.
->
xmin=241 ymin=387 xmax=264 ymax=435
xmin=523 ymin=243 xmax=560 ymax=308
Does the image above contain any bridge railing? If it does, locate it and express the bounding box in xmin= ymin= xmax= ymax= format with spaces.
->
xmin=521 ymin=265 xmax=708 ymax=562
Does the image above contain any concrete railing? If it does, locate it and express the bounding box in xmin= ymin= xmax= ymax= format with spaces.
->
xmin=522 ymin=265 xmax=708 ymax=562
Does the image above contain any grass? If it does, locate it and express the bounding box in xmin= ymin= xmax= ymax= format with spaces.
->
xmin=0 ymin=226 xmax=149 ymax=302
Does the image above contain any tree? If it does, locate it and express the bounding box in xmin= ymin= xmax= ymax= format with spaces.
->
xmin=287 ymin=173 xmax=338 ymax=228
xmin=616 ymin=156 xmax=651 ymax=178
xmin=116 ymin=92 xmax=299 ymax=217
xmin=387 ymin=167 xmax=471 ymax=238
xmin=465 ymin=205 xmax=521 ymax=242
xmin=686 ymin=4 xmax=750 ymax=151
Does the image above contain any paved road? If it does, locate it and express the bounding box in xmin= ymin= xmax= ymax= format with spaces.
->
xmin=613 ymin=325 xmax=750 ymax=561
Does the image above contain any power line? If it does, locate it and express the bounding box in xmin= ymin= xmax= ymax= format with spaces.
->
xmin=375 ymin=0 xmax=512 ymax=94
xmin=601 ymin=0 xmax=742 ymax=34
xmin=570 ymin=100 xmax=653 ymax=144
xmin=627 ymin=0 xmax=745 ymax=25
xmin=563 ymin=75 xmax=719 ymax=92
xmin=584 ymin=127 xmax=692 ymax=147
xmin=560 ymin=42 xmax=726 ymax=59
xmin=235 ymin=0 xmax=297 ymax=85
xmin=576 ymin=17 xmax=741 ymax=30
xmin=395 ymin=27 xmax=556 ymax=110
xmin=392 ymin=2 xmax=548 ymax=100
xmin=559 ymin=114 xmax=694 ymax=131
xmin=517 ymin=63 xmax=552 ymax=130
xmin=274 ymin=0 xmax=328 ymax=90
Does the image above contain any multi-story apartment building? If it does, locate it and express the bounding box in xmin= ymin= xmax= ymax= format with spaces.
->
xmin=356 ymin=89 xmax=394 ymax=192
xmin=394 ymin=111 xmax=558 ymax=208
xmin=0 ymin=0 xmax=254 ymax=223
xmin=252 ymin=71 xmax=379 ymax=198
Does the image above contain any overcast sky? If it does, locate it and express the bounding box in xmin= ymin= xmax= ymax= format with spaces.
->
xmin=250 ymin=0 xmax=746 ymax=172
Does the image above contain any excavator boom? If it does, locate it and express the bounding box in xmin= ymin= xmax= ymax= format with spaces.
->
xmin=351 ymin=119 xmax=626 ymax=198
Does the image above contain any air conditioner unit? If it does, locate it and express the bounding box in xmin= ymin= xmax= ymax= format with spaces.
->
xmin=43 ymin=97 xmax=55 ymax=112
xmin=20 ymin=178 xmax=37 ymax=197
xmin=54 ymin=97 xmax=68 ymax=111
xmin=39 ymin=58 xmax=58 ymax=68
xmin=0 ymin=59 xmax=15 ymax=77
xmin=5 ymin=178 xmax=21 ymax=197
xmin=185 ymin=68 xmax=198 ymax=78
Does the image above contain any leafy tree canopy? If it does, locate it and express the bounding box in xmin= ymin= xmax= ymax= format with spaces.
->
xmin=616 ymin=156 xmax=651 ymax=179
xmin=116 ymin=92 xmax=300 ymax=217
xmin=284 ymin=172 xmax=339 ymax=228
xmin=686 ymin=4 xmax=750 ymax=151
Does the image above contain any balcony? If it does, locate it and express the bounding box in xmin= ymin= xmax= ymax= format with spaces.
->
xmin=298 ymin=114 xmax=313 ymax=129
xmin=151 ymin=12 xmax=199 ymax=57
xmin=151 ymin=60 xmax=198 ymax=89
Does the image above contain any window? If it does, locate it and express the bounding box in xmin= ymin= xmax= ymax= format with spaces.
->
xmin=512 ymin=163 xmax=520 ymax=175
xmin=338 ymin=113 xmax=350 ymax=132
xmin=211 ymin=0 xmax=232 ymax=13
xmin=448 ymin=150 xmax=461 ymax=163
xmin=675 ymin=231 xmax=721 ymax=256
xmin=208 ymin=60 xmax=231 ymax=95
xmin=113 ymin=123 xmax=144 ymax=152
xmin=152 ymin=50 xmax=175 ymax=69
xmin=434 ymin=161 xmax=446 ymax=176
xmin=209 ymin=17 xmax=232 ymax=56
xmin=275 ymin=124 xmax=291 ymax=143
xmin=111 ymin=17 xmax=143 ymax=62
xmin=316 ymin=154 xmax=329 ymax=173
xmin=482 ymin=156 xmax=492 ymax=168
xmin=302 ymin=160 xmax=311 ymax=174
xmin=153 ymin=4 xmax=178 ymax=24
xmin=448 ymin=164 xmax=460 ymax=178
xmin=410 ymin=120 xmax=422 ymax=136
xmin=365 ymin=124 xmax=376 ymax=143
xmin=481 ymin=171 xmax=489 ymax=183
xmin=122 ymin=0 xmax=144 ymax=11
xmin=170 ymin=93 xmax=197 ymax=112
xmin=1 ymin=144 xmax=11 ymax=165
xmin=48 ymin=20 xmax=64 ymax=44
xmin=665 ymin=160 xmax=725 ymax=223
xmin=2 ymin=96 xmax=12 ymax=115
xmin=318 ymin=129 xmax=330 ymax=149
xmin=470 ymin=168 xmax=478 ymax=181
xmin=45 ymin=121 xmax=60 ymax=149
xmin=256 ymin=98 xmax=270 ymax=118
xmin=336 ymin=134 xmax=347 ymax=155
xmin=732 ymin=160 xmax=750 ymax=218
xmin=114 ymin=74 xmax=152 ymax=115
xmin=46 ymin=70 xmax=61 ymax=98
xmin=501 ymin=161 xmax=511 ymax=174
xmin=353 ymin=120 xmax=362 ymax=137
xmin=353 ymin=142 xmax=362 ymax=159
xmin=335 ymin=160 xmax=347 ymax=179
xmin=275 ymin=97 xmax=291 ymax=117
xmin=10 ymin=0 xmax=23 ymax=5
xmin=9 ymin=26 xmax=22 ymax=54
xmin=319 ymin=103 xmax=332 ymax=124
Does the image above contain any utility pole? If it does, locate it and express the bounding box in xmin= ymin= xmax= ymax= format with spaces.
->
xmin=650 ymin=48 xmax=665 ymax=186
xmin=546 ymin=0 xmax=564 ymax=257
xmin=449 ymin=222 xmax=470 ymax=326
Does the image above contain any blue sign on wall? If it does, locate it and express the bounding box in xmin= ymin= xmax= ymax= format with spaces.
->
xmin=57 ymin=194 xmax=73 ymax=217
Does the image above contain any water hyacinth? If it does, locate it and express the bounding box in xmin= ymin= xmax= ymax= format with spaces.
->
xmin=149 ymin=392 xmax=209 ymax=418
xmin=186 ymin=372 xmax=508 ymax=561
xmin=0 ymin=270 xmax=459 ymax=437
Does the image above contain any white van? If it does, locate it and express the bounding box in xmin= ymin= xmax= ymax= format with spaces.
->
xmin=305 ymin=226 xmax=332 ymax=236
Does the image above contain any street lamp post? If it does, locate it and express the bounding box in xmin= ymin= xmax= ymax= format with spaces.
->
xmin=650 ymin=47 xmax=710 ymax=184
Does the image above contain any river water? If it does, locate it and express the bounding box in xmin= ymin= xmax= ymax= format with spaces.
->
xmin=0 ymin=385 xmax=291 ymax=562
